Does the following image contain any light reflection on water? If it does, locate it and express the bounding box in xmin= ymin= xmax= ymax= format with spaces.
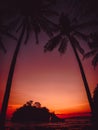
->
xmin=5 ymin=116 xmax=92 ymax=130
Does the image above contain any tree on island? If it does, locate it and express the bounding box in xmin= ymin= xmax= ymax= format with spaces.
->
xmin=50 ymin=112 xmax=65 ymax=122
xmin=11 ymin=100 xmax=64 ymax=123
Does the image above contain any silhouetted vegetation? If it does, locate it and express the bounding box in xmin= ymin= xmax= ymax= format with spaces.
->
xmin=92 ymin=84 xmax=98 ymax=129
xmin=50 ymin=112 xmax=65 ymax=122
xmin=11 ymin=101 xmax=50 ymax=123
xmin=0 ymin=0 xmax=98 ymax=129
xmin=11 ymin=101 xmax=64 ymax=123
xmin=84 ymin=32 xmax=98 ymax=68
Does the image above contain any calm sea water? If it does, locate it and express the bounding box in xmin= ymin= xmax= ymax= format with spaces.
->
xmin=5 ymin=116 xmax=92 ymax=130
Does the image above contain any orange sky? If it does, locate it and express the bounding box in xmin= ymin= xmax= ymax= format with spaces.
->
xmin=0 ymin=34 xmax=98 ymax=118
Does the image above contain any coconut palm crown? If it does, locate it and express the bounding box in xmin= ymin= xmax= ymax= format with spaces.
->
xmin=7 ymin=0 xmax=58 ymax=43
xmin=44 ymin=12 xmax=89 ymax=54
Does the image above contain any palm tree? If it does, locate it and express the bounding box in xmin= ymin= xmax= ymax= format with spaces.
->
xmin=84 ymin=32 xmax=98 ymax=68
xmin=0 ymin=0 xmax=58 ymax=128
xmin=44 ymin=12 xmax=96 ymax=115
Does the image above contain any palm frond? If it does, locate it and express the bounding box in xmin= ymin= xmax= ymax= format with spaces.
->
xmin=25 ymin=18 xmax=41 ymax=44
xmin=0 ymin=39 xmax=6 ymax=53
xmin=0 ymin=24 xmax=17 ymax=40
xmin=17 ymin=23 xmax=26 ymax=43
xmin=16 ymin=20 xmax=24 ymax=33
xmin=1 ymin=30 xmax=17 ymax=40
xmin=88 ymin=32 xmax=98 ymax=49
xmin=44 ymin=34 xmax=61 ymax=52
xmin=39 ymin=18 xmax=54 ymax=37
xmin=74 ymin=31 xmax=89 ymax=42
xmin=92 ymin=53 xmax=98 ymax=68
xmin=42 ymin=16 xmax=58 ymax=32
xmin=88 ymin=41 xmax=98 ymax=49
xmin=58 ymin=37 xmax=68 ymax=54
xmin=83 ymin=50 xmax=97 ymax=59
xmin=33 ymin=23 xmax=41 ymax=44
xmin=73 ymin=20 xmax=98 ymax=30
xmin=24 ymin=24 xmax=31 ymax=44
xmin=70 ymin=36 xmax=84 ymax=55
xmin=7 ymin=16 xmax=21 ymax=31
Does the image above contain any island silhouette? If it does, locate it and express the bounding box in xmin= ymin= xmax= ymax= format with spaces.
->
xmin=11 ymin=100 xmax=64 ymax=123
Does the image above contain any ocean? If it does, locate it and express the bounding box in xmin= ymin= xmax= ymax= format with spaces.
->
xmin=5 ymin=115 xmax=92 ymax=130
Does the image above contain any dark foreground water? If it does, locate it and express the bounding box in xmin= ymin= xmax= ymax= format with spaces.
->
xmin=5 ymin=116 xmax=92 ymax=130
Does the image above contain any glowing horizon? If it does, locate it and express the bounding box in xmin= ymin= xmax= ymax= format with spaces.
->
xmin=0 ymin=38 xmax=97 ymax=119
xmin=7 ymin=102 xmax=90 ymax=118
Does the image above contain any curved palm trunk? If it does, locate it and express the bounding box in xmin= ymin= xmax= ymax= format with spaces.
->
xmin=0 ymin=27 xmax=25 ymax=129
xmin=69 ymin=36 xmax=94 ymax=115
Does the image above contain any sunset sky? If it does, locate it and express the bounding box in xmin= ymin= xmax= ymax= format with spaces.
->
xmin=0 ymin=0 xmax=98 ymax=118
xmin=0 ymin=34 xmax=98 ymax=117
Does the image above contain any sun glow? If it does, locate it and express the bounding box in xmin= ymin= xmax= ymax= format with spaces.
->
xmin=0 ymin=36 xmax=97 ymax=120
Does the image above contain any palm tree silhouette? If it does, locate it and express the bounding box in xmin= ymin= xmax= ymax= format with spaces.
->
xmin=44 ymin=12 xmax=95 ymax=115
xmin=84 ymin=32 xmax=98 ymax=68
xmin=0 ymin=0 xmax=57 ymax=128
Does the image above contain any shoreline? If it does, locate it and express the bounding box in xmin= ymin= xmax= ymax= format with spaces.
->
xmin=5 ymin=115 xmax=92 ymax=130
